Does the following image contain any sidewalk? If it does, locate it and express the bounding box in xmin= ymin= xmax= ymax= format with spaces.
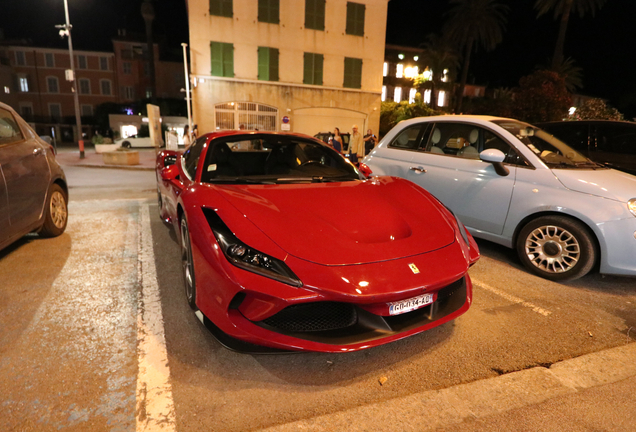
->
xmin=263 ymin=343 xmax=636 ymax=431
xmin=54 ymin=147 xmax=159 ymax=171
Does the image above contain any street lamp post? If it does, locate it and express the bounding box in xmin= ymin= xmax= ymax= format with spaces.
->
xmin=181 ymin=43 xmax=192 ymax=133
xmin=56 ymin=0 xmax=84 ymax=159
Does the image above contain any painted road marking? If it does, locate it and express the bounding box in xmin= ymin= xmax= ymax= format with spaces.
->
xmin=136 ymin=203 xmax=177 ymax=431
xmin=472 ymin=278 xmax=552 ymax=317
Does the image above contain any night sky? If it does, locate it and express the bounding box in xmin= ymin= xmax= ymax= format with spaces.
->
xmin=2 ymin=0 xmax=635 ymax=115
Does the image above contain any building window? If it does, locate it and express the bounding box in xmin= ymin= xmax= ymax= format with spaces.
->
xmin=123 ymin=62 xmax=132 ymax=74
xmin=146 ymin=88 xmax=153 ymax=99
xmin=78 ymin=55 xmax=87 ymax=69
xmin=258 ymin=47 xmax=279 ymax=81
xmin=210 ymin=41 xmax=234 ymax=77
xmin=81 ymin=105 xmax=93 ymax=117
xmin=122 ymin=86 xmax=135 ymax=100
xmin=47 ymin=76 xmax=59 ymax=93
xmin=381 ymin=85 xmax=386 ymax=101
xmin=438 ymin=91 xmax=446 ymax=107
xmin=79 ymin=78 xmax=90 ymax=95
xmin=409 ymin=88 xmax=417 ymax=104
xmin=258 ymin=0 xmax=279 ymax=24
xmin=394 ymin=87 xmax=402 ymax=103
xmin=424 ymin=89 xmax=431 ymax=104
xmin=15 ymin=51 xmax=25 ymax=66
xmin=343 ymin=57 xmax=362 ymax=89
xmin=305 ymin=0 xmax=325 ymax=31
xmin=100 ymin=79 xmax=112 ymax=95
xmin=100 ymin=56 xmax=109 ymax=71
xmin=345 ymin=2 xmax=365 ymax=36
xmin=215 ymin=102 xmax=278 ymax=131
xmin=3 ymin=86 xmax=9 ymax=94
xmin=396 ymin=64 xmax=403 ymax=78
xmin=303 ymin=52 xmax=323 ymax=85
xmin=20 ymin=104 xmax=33 ymax=117
xmin=45 ymin=53 xmax=55 ymax=67
xmin=210 ymin=0 xmax=232 ymax=17
xmin=18 ymin=76 xmax=29 ymax=92
xmin=383 ymin=62 xmax=388 ymax=77
xmin=49 ymin=103 xmax=62 ymax=121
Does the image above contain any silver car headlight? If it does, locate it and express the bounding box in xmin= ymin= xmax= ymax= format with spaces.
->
xmin=629 ymin=198 xmax=636 ymax=217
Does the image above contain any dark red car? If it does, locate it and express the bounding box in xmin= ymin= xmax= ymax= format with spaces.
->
xmin=156 ymin=131 xmax=479 ymax=353
xmin=0 ymin=102 xmax=68 ymax=251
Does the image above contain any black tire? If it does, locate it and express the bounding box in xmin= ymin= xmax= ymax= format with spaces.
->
xmin=157 ymin=188 xmax=163 ymax=216
xmin=40 ymin=184 xmax=68 ymax=238
xmin=122 ymin=141 xmax=131 ymax=148
xmin=516 ymin=215 xmax=596 ymax=281
xmin=180 ymin=217 xmax=197 ymax=309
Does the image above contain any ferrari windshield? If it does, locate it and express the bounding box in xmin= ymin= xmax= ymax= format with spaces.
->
xmin=491 ymin=120 xmax=602 ymax=169
xmin=201 ymin=135 xmax=361 ymax=184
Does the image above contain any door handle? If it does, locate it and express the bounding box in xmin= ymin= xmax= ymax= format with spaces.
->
xmin=409 ymin=166 xmax=427 ymax=174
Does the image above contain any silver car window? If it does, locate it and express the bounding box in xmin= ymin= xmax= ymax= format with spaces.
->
xmin=0 ymin=108 xmax=24 ymax=145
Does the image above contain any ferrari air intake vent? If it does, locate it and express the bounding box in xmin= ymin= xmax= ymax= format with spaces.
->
xmin=261 ymin=302 xmax=357 ymax=333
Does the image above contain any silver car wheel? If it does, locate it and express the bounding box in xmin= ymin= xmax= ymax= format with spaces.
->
xmin=50 ymin=190 xmax=68 ymax=229
xmin=524 ymin=225 xmax=580 ymax=273
xmin=180 ymin=218 xmax=196 ymax=307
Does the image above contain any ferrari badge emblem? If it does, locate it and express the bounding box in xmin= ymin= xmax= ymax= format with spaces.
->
xmin=409 ymin=263 xmax=420 ymax=274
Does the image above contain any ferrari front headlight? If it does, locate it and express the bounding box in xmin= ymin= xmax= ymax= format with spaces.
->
xmin=629 ymin=199 xmax=636 ymax=217
xmin=202 ymin=208 xmax=302 ymax=287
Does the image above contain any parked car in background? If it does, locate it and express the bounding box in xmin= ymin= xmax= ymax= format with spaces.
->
xmin=155 ymin=131 xmax=479 ymax=352
xmin=115 ymin=134 xmax=153 ymax=148
xmin=362 ymin=115 xmax=636 ymax=281
xmin=0 ymin=102 xmax=68 ymax=251
xmin=536 ymin=120 xmax=636 ymax=176
xmin=314 ymin=131 xmax=351 ymax=152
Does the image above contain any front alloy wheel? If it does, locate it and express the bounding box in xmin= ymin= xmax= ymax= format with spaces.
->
xmin=517 ymin=216 xmax=596 ymax=281
xmin=180 ymin=217 xmax=197 ymax=309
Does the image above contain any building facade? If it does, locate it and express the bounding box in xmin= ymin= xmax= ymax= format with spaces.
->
xmin=187 ymin=0 xmax=389 ymax=136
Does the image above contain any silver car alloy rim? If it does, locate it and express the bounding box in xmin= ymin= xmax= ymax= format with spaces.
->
xmin=181 ymin=220 xmax=194 ymax=301
xmin=524 ymin=225 xmax=580 ymax=273
xmin=50 ymin=191 xmax=67 ymax=229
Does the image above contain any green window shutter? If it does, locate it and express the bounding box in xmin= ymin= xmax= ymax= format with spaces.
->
xmin=222 ymin=43 xmax=234 ymax=77
xmin=314 ymin=54 xmax=323 ymax=85
xmin=305 ymin=0 xmax=325 ymax=31
xmin=346 ymin=2 xmax=365 ymax=36
xmin=210 ymin=42 xmax=223 ymax=76
xmin=303 ymin=52 xmax=313 ymax=84
xmin=259 ymin=0 xmax=280 ymax=24
xmin=344 ymin=57 xmax=362 ymax=89
xmin=258 ymin=47 xmax=269 ymax=81
xmin=210 ymin=0 xmax=233 ymax=17
xmin=270 ymin=48 xmax=279 ymax=81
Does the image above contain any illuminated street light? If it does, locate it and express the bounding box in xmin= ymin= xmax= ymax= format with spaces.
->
xmin=55 ymin=0 xmax=84 ymax=159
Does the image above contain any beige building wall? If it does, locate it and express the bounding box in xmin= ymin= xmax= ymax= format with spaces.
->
xmin=187 ymin=0 xmax=388 ymax=136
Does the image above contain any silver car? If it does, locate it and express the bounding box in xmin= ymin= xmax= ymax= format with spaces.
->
xmin=362 ymin=115 xmax=636 ymax=281
xmin=0 ymin=102 xmax=68 ymax=251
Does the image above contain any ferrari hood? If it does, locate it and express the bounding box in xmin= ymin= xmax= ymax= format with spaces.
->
xmin=214 ymin=178 xmax=456 ymax=265
xmin=553 ymin=169 xmax=636 ymax=202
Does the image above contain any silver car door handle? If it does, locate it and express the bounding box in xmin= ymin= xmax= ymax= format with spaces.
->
xmin=409 ymin=166 xmax=427 ymax=174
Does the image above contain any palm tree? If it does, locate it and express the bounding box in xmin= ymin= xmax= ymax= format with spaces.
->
xmin=444 ymin=0 xmax=509 ymax=113
xmin=535 ymin=0 xmax=607 ymax=69
xmin=418 ymin=34 xmax=459 ymax=110
xmin=537 ymin=56 xmax=584 ymax=92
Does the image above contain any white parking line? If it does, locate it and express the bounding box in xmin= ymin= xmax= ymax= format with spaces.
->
xmin=472 ymin=278 xmax=552 ymax=317
xmin=136 ymin=204 xmax=177 ymax=431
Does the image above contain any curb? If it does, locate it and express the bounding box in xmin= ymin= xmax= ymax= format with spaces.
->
xmin=260 ymin=343 xmax=636 ymax=431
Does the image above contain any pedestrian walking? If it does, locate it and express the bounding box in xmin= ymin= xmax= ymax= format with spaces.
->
xmin=183 ymin=125 xmax=192 ymax=148
xmin=348 ymin=124 xmax=364 ymax=165
xmin=364 ymin=129 xmax=377 ymax=155
xmin=333 ymin=127 xmax=343 ymax=153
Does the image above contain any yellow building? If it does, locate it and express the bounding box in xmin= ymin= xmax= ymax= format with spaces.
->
xmin=187 ymin=0 xmax=388 ymax=136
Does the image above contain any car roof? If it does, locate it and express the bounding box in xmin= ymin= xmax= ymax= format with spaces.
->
xmin=204 ymin=130 xmax=318 ymax=140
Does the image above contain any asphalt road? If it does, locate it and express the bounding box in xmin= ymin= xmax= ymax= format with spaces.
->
xmin=0 ymin=166 xmax=634 ymax=431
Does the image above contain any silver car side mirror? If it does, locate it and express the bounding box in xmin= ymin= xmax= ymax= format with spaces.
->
xmin=480 ymin=149 xmax=509 ymax=176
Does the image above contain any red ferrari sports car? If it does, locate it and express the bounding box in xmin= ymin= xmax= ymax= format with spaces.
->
xmin=156 ymin=131 xmax=479 ymax=353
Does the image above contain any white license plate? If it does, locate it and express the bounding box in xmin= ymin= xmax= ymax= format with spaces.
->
xmin=388 ymin=293 xmax=434 ymax=316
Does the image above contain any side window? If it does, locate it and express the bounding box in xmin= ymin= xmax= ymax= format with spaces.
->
xmin=388 ymin=124 xmax=427 ymax=150
xmin=0 ymin=108 xmax=24 ymax=145
xmin=183 ymin=136 xmax=206 ymax=179
xmin=596 ymin=125 xmax=636 ymax=155
xmin=424 ymin=123 xmax=481 ymax=159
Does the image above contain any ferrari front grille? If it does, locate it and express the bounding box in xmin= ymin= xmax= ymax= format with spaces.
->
xmin=261 ymin=302 xmax=358 ymax=333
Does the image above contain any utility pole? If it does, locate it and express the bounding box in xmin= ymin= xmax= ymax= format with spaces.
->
xmin=141 ymin=0 xmax=157 ymax=104
xmin=181 ymin=43 xmax=192 ymax=133
xmin=56 ymin=0 xmax=84 ymax=158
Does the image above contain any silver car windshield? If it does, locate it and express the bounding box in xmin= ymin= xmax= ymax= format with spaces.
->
xmin=491 ymin=120 xmax=602 ymax=169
